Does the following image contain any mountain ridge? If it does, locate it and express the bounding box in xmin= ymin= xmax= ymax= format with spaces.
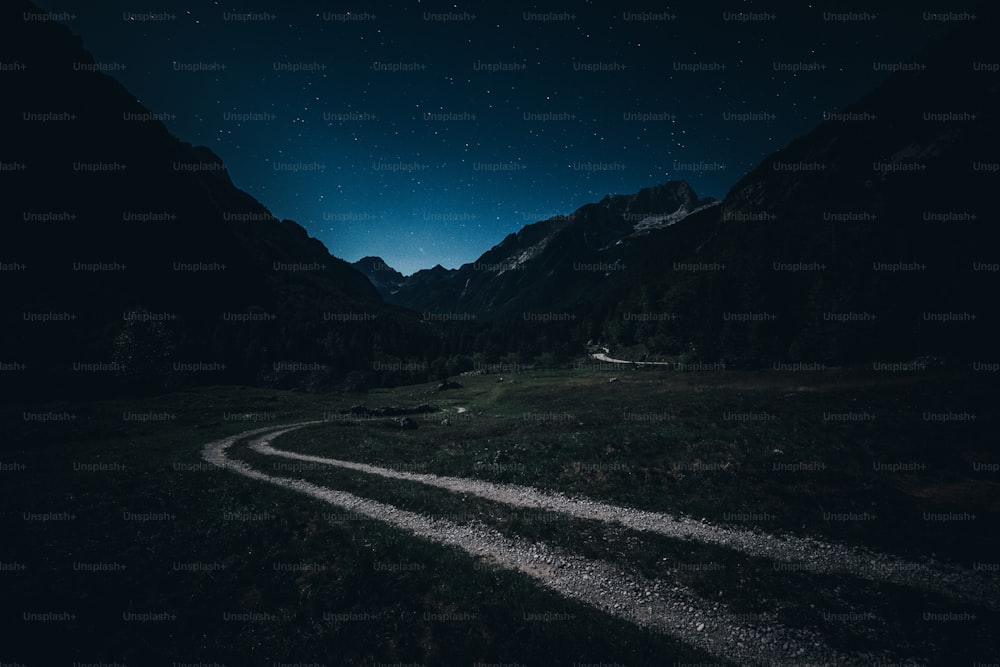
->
xmin=585 ymin=4 xmax=999 ymax=364
xmin=0 ymin=0 xmax=452 ymax=399
xmin=354 ymin=180 xmax=718 ymax=317
xmin=356 ymin=6 xmax=998 ymax=364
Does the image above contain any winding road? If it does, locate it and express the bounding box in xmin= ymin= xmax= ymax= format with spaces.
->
xmin=203 ymin=421 xmax=997 ymax=666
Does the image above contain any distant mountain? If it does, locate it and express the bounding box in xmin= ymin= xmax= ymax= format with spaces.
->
xmin=351 ymin=256 xmax=407 ymax=297
xmin=374 ymin=4 xmax=999 ymax=366
xmin=0 ymin=0 xmax=442 ymax=399
xmin=379 ymin=180 xmax=718 ymax=317
xmin=585 ymin=3 xmax=1000 ymax=364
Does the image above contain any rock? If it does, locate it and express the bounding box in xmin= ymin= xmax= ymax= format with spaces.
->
xmin=609 ymin=377 xmax=619 ymax=383
xmin=396 ymin=417 xmax=417 ymax=429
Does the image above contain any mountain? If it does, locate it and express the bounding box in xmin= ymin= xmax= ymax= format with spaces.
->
xmin=584 ymin=3 xmax=1000 ymax=365
xmin=372 ymin=4 xmax=998 ymax=366
xmin=0 ymin=0 xmax=442 ymax=399
xmin=178 ymin=143 xmax=379 ymax=303
xmin=352 ymin=256 xmax=407 ymax=297
xmin=378 ymin=180 xmax=718 ymax=317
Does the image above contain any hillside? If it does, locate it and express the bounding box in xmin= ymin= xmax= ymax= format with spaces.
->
xmin=0 ymin=0 xmax=442 ymax=399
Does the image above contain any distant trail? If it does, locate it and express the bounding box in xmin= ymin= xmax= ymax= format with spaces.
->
xmin=203 ymin=423 xmax=869 ymax=667
xmin=591 ymin=349 xmax=673 ymax=366
xmin=249 ymin=422 xmax=1000 ymax=611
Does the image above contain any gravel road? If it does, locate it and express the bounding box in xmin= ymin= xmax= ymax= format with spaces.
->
xmin=249 ymin=424 xmax=1000 ymax=611
xmin=200 ymin=422 xmax=947 ymax=666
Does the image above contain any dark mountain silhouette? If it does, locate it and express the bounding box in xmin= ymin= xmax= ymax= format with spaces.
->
xmin=352 ymin=256 xmax=407 ymax=297
xmin=583 ymin=4 xmax=1000 ymax=364
xmin=4 ymin=0 xmax=997 ymax=403
xmin=369 ymin=4 xmax=998 ymax=366
xmin=376 ymin=180 xmax=718 ymax=317
xmin=0 ymin=0 xmax=443 ymax=399
xmin=176 ymin=143 xmax=379 ymax=303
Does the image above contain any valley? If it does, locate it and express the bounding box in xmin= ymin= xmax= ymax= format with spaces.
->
xmin=3 ymin=365 xmax=997 ymax=665
xmin=3 ymin=2 xmax=998 ymax=664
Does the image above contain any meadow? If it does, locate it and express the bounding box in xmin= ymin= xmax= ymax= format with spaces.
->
xmin=3 ymin=362 xmax=997 ymax=665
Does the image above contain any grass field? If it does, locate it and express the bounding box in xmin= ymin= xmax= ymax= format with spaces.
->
xmin=2 ymin=363 xmax=998 ymax=665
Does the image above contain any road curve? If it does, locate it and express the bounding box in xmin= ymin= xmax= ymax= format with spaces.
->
xmin=203 ymin=422 xmax=875 ymax=667
xmin=250 ymin=424 xmax=1000 ymax=611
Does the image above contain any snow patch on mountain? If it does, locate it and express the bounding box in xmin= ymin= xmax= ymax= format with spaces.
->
xmin=629 ymin=199 xmax=721 ymax=233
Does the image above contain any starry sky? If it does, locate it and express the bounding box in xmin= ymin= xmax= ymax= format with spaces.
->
xmin=39 ymin=0 xmax=972 ymax=275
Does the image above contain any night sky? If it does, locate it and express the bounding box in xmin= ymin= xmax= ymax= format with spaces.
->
xmin=37 ymin=1 xmax=973 ymax=275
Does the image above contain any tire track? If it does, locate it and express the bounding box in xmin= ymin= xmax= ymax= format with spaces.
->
xmin=249 ymin=421 xmax=1000 ymax=611
xmin=204 ymin=423 xmax=875 ymax=667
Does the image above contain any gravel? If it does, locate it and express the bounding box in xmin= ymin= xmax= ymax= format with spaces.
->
xmin=248 ymin=422 xmax=1000 ymax=611
xmin=202 ymin=423 xmax=936 ymax=666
